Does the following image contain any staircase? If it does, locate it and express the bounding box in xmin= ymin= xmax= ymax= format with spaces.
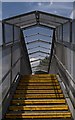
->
xmin=5 ymin=74 xmax=72 ymax=119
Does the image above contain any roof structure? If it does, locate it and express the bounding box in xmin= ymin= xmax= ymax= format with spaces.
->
xmin=3 ymin=11 xmax=71 ymax=73
xmin=3 ymin=10 xmax=71 ymax=29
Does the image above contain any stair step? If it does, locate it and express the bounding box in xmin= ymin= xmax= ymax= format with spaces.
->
xmin=17 ymin=86 xmax=61 ymax=90
xmin=13 ymin=94 xmax=64 ymax=99
xmin=11 ymin=99 xmax=66 ymax=105
xmin=22 ymin=74 xmax=56 ymax=77
xmin=9 ymin=105 xmax=69 ymax=111
xmin=18 ymin=83 xmax=59 ymax=86
xmin=5 ymin=112 xmax=72 ymax=119
xmin=20 ymin=79 xmax=58 ymax=83
xmin=15 ymin=89 xmax=62 ymax=94
xmin=4 ymin=74 xmax=72 ymax=119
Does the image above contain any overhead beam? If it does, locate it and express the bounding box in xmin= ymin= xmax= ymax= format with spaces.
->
xmin=28 ymin=46 xmax=51 ymax=51
xmin=29 ymin=50 xmax=50 ymax=55
xmin=25 ymin=33 xmax=52 ymax=38
xmin=26 ymin=39 xmax=52 ymax=45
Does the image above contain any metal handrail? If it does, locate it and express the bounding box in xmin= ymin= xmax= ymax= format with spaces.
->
xmin=54 ymin=54 xmax=75 ymax=84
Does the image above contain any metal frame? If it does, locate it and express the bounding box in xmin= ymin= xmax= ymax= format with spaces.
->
xmin=55 ymin=41 xmax=75 ymax=51
xmin=2 ymin=73 xmax=21 ymax=119
xmin=55 ymin=54 xmax=75 ymax=108
xmin=2 ymin=21 xmax=32 ymax=119
xmin=26 ymin=39 xmax=52 ymax=45
xmin=3 ymin=11 xmax=71 ymax=30
xmin=30 ymin=58 xmax=50 ymax=63
xmin=2 ymin=10 xmax=74 ymax=119
xmin=28 ymin=46 xmax=51 ymax=51
xmin=25 ymin=33 xmax=52 ymax=38
xmin=29 ymin=50 xmax=50 ymax=55
xmin=48 ymin=29 xmax=55 ymax=72
xmin=29 ymin=55 xmax=47 ymax=59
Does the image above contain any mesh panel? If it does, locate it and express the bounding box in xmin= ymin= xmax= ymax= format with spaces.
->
xmin=72 ymin=20 xmax=75 ymax=43
xmin=63 ymin=22 xmax=70 ymax=42
xmin=4 ymin=24 xmax=13 ymax=43
xmin=12 ymin=44 xmax=20 ymax=65
xmin=2 ymin=73 xmax=10 ymax=100
xmin=0 ymin=22 xmax=2 ymax=45
xmin=2 ymin=47 xmax=11 ymax=78
xmin=0 ymin=46 xmax=2 ymax=81
xmin=14 ymin=26 xmax=20 ymax=42
xmin=12 ymin=60 xmax=20 ymax=82
xmin=56 ymin=25 xmax=63 ymax=41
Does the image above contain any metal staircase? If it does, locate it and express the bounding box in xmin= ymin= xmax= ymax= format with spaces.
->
xmin=5 ymin=74 xmax=72 ymax=119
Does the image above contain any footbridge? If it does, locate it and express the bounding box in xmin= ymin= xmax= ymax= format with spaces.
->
xmin=1 ymin=11 xmax=75 ymax=120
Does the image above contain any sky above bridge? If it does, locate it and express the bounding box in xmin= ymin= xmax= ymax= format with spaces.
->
xmin=2 ymin=2 xmax=73 ymax=19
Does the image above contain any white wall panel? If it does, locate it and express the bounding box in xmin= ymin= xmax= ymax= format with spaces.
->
xmin=12 ymin=60 xmax=20 ymax=82
xmin=72 ymin=20 xmax=75 ymax=44
xmin=0 ymin=22 xmax=2 ymax=45
xmin=4 ymin=24 xmax=13 ymax=43
xmin=2 ymin=47 xmax=11 ymax=78
xmin=2 ymin=74 xmax=10 ymax=100
xmin=12 ymin=44 xmax=20 ymax=65
xmin=63 ymin=22 xmax=70 ymax=42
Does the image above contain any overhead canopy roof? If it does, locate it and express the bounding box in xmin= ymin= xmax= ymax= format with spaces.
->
xmin=3 ymin=11 xmax=71 ymax=29
xmin=2 ymin=11 xmax=71 ymax=73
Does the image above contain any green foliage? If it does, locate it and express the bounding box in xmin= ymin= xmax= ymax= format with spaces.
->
xmin=39 ymin=56 xmax=50 ymax=65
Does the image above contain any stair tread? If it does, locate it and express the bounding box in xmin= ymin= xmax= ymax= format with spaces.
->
xmin=20 ymin=80 xmax=58 ymax=82
xmin=6 ymin=112 xmax=72 ymax=119
xmin=15 ymin=89 xmax=62 ymax=91
xmin=17 ymin=86 xmax=61 ymax=90
xmin=14 ymin=93 xmax=64 ymax=98
xmin=19 ymin=83 xmax=59 ymax=86
xmin=11 ymin=99 xmax=66 ymax=104
xmin=9 ymin=105 xmax=69 ymax=111
xmin=4 ymin=74 xmax=72 ymax=119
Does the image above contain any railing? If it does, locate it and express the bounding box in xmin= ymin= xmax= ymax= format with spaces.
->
xmin=48 ymin=19 xmax=75 ymax=109
xmin=54 ymin=54 xmax=75 ymax=108
xmin=1 ymin=21 xmax=32 ymax=119
xmin=48 ymin=29 xmax=55 ymax=73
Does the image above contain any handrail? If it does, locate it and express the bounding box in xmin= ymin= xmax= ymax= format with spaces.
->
xmin=54 ymin=54 xmax=75 ymax=108
xmin=48 ymin=29 xmax=55 ymax=73
xmin=54 ymin=54 xmax=75 ymax=84
xmin=2 ymin=55 xmax=23 ymax=84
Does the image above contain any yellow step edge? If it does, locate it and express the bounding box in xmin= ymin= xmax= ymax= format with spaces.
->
xmin=6 ymin=112 xmax=72 ymax=119
xmin=18 ymin=85 xmax=60 ymax=87
xmin=9 ymin=105 xmax=69 ymax=111
xmin=15 ymin=89 xmax=62 ymax=94
xmin=18 ymin=83 xmax=59 ymax=86
xmin=11 ymin=99 xmax=66 ymax=104
xmin=13 ymin=94 xmax=64 ymax=99
xmin=20 ymin=78 xmax=57 ymax=81
xmin=17 ymin=86 xmax=61 ymax=90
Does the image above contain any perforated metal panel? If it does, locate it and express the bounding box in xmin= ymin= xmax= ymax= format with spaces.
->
xmin=4 ymin=24 xmax=13 ymax=44
xmin=0 ymin=22 xmax=2 ymax=45
xmin=14 ymin=26 xmax=20 ymax=42
xmin=0 ymin=46 xmax=2 ymax=81
xmin=12 ymin=44 xmax=20 ymax=65
xmin=2 ymin=73 xmax=10 ymax=100
xmin=72 ymin=20 xmax=75 ymax=43
xmin=63 ymin=22 xmax=70 ymax=42
xmin=56 ymin=25 xmax=63 ymax=41
xmin=2 ymin=47 xmax=11 ymax=78
xmin=12 ymin=60 xmax=20 ymax=82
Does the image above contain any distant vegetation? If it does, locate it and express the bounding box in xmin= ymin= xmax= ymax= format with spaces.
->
xmin=36 ymin=56 xmax=50 ymax=72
